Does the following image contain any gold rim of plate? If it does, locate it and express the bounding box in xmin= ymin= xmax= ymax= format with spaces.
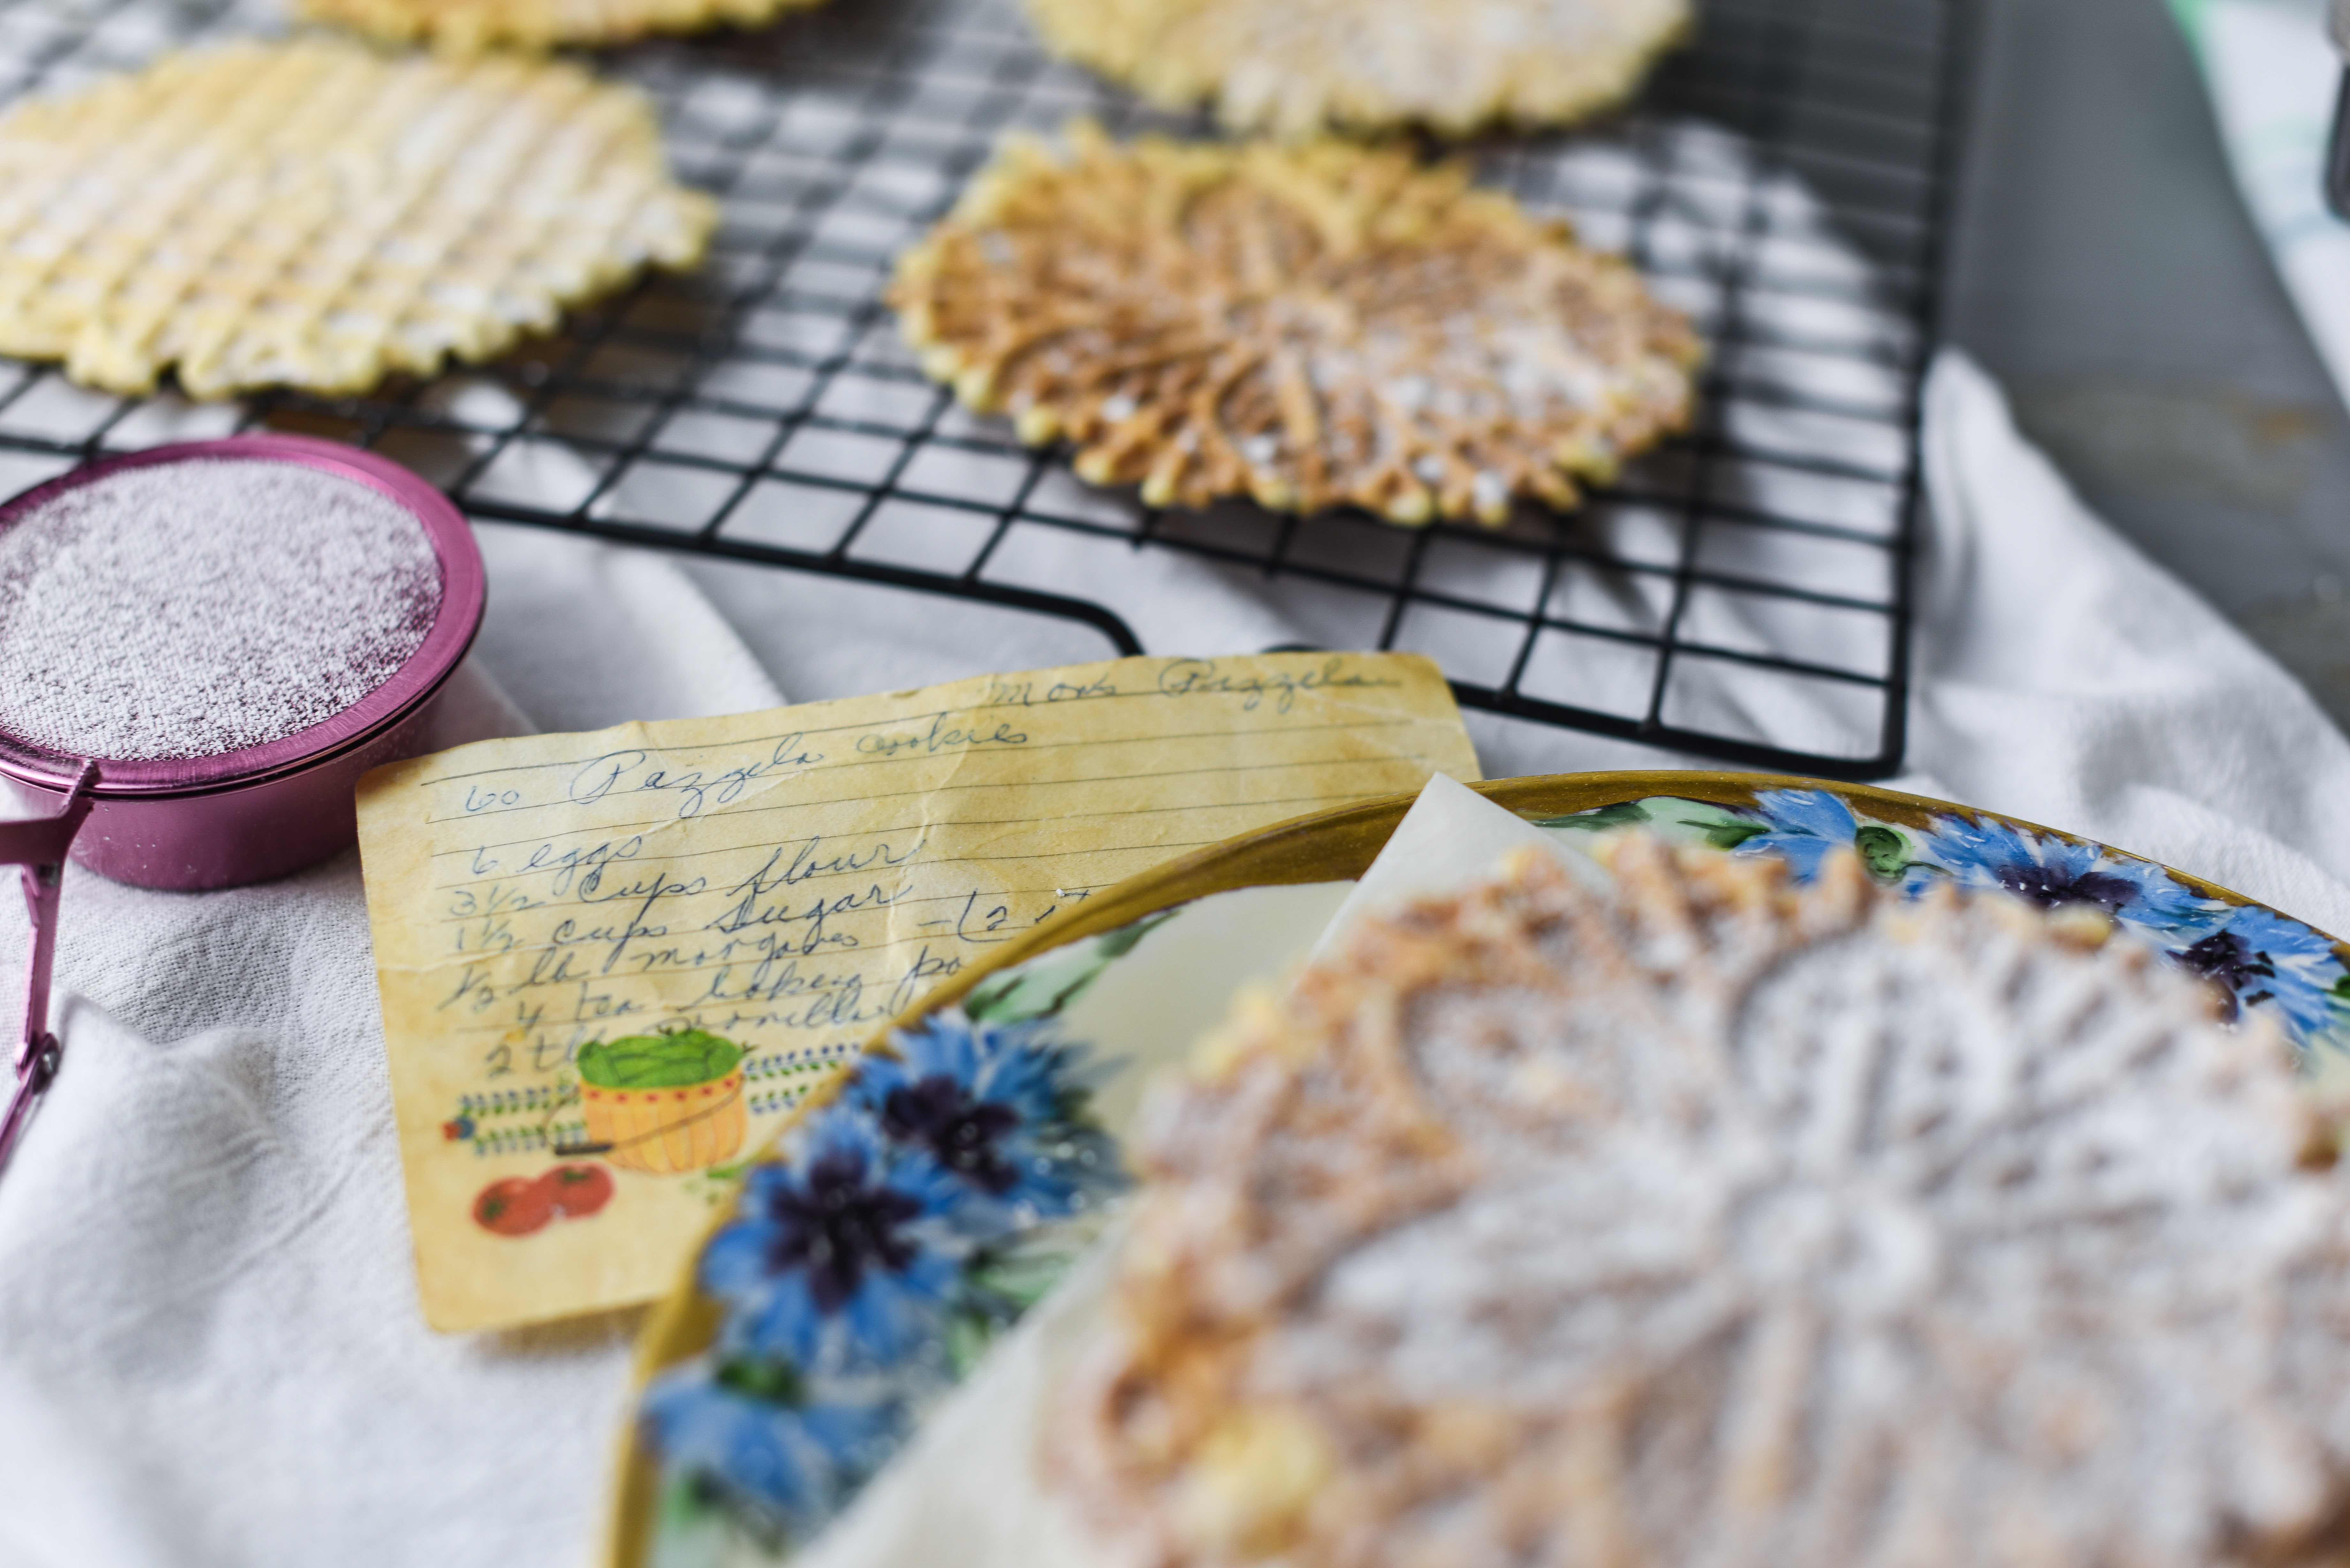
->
xmin=602 ymin=767 xmax=2336 ymax=1566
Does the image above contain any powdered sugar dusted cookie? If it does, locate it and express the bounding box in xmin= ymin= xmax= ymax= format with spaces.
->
xmin=1025 ymin=0 xmax=1689 ymax=138
xmin=891 ymin=127 xmax=1700 ymax=526
xmin=1056 ymin=837 xmax=2350 ymax=1568
xmin=0 ymin=39 xmax=715 ymax=397
xmin=298 ymin=0 xmax=825 ymax=54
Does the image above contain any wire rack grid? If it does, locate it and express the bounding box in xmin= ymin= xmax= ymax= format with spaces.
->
xmin=0 ymin=0 xmax=1975 ymax=780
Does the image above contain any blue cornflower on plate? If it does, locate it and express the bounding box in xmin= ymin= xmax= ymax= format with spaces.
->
xmin=1732 ymin=788 xmax=1855 ymax=881
xmin=1912 ymin=814 xmax=2223 ymax=936
xmin=1732 ymin=789 xmax=1930 ymax=889
xmin=640 ymin=1363 xmax=900 ymax=1542
xmin=844 ymin=1010 xmax=1122 ymax=1224
xmin=2169 ymin=904 xmax=2350 ymax=1046
xmin=699 ymin=1111 xmax=967 ymax=1370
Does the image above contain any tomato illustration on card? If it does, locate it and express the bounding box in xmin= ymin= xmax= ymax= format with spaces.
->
xmin=470 ymin=1162 xmax=615 ymax=1237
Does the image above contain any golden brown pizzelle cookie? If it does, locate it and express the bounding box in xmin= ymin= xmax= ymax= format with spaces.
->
xmin=296 ymin=0 xmax=823 ymax=53
xmin=0 ymin=38 xmax=715 ymax=398
xmin=891 ymin=125 xmax=1701 ymax=526
xmin=1024 ymin=0 xmax=1691 ymax=138
xmin=1054 ymin=837 xmax=2350 ymax=1568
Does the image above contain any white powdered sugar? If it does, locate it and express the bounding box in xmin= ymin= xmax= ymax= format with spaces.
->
xmin=1067 ymin=840 xmax=2350 ymax=1568
xmin=0 ymin=458 xmax=443 ymax=762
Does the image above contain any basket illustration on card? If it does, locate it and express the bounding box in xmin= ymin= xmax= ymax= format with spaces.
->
xmin=575 ymin=1028 xmax=749 ymax=1174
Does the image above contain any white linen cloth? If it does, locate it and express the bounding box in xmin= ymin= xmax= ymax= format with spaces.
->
xmin=3 ymin=348 xmax=2349 ymax=1567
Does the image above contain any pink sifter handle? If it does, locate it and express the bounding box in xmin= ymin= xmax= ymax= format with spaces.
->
xmin=0 ymin=760 xmax=96 ymax=1180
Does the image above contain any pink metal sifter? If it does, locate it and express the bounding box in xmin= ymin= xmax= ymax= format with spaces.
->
xmin=0 ymin=435 xmax=486 ymax=1177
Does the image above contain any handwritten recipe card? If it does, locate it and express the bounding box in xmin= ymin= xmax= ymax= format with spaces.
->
xmin=356 ymin=652 xmax=1479 ymax=1330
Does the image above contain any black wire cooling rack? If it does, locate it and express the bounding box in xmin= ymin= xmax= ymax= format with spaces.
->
xmin=0 ymin=0 xmax=1975 ymax=780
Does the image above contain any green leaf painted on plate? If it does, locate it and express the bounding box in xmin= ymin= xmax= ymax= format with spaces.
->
xmin=967 ymin=1244 xmax=1080 ymax=1313
xmin=1532 ymin=800 xmax=1651 ymax=832
xmin=1853 ymin=824 xmax=1913 ymax=882
xmin=945 ymin=1236 xmax=1090 ymax=1377
xmin=1699 ymin=819 xmax=1768 ymax=850
xmin=1093 ymin=909 xmax=1178 ymax=962
xmin=1642 ymin=798 xmax=1769 ymax=851
xmin=965 ymin=910 xmax=1179 ymax=1024
xmin=1536 ymin=796 xmax=1769 ymax=850
xmin=714 ymin=1353 xmax=804 ymax=1406
xmin=944 ymin=1309 xmax=997 ymax=1380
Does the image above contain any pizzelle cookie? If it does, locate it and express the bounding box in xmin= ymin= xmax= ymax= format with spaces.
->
xmin=0 ymin=38 xmax=716 ymax=399
xmin=1025 ymin=0 xmax=1691 ymax=138
xmin=891 ymin=128 xmax=1700 ymax=526
xmin=1056 ymin=838 xmax=2350 ymax=1568
xmin=296 ymin=0 xmax=823 ymax=55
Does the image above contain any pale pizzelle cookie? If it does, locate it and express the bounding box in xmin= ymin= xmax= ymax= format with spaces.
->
xmin=891 ymin=128 xmax=1700 ymax=526
xmin=297 ymin=0 xmax=824 ymax=54
xmin=0 ymin=38 xmax=716 ymax=398
xmin=1057 ymin=838 xmax=2350 ymax=1568
xmin=1025 ymin=0 xmax=1690 ymax=137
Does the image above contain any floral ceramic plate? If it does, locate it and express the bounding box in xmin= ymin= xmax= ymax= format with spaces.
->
xmin=606 ymin=770 xmax=2350 ymax=1568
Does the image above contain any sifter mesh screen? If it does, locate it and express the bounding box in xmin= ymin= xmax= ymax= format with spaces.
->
xmin=0 ymin=459 xmax=443 ymax=763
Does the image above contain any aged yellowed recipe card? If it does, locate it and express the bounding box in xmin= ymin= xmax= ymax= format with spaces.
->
xmin=357 ymin=652 xmax=1478 ymax=1331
